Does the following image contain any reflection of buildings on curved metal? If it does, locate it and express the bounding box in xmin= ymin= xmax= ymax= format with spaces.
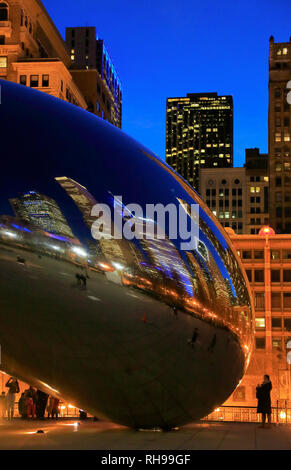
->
xmin=0 ymin=79 xmax=254 ymax=429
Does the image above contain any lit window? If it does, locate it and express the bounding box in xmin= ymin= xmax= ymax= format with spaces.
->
xmin=283 ymin=48 xmax=288 ymax=55
xmin=0 ymin=56 xmax=7 ymax=68
xmin=71 ymin=55 xmax=75 ymax=60
xmin=255 ymin=318 xmax=265 ymax=329
xmin=256 ymin=187 xmax=260 ymax=193
xmin=275 ymin=132 xmax=281 ymax=142
xmin=264 ymin=176 xmax=269 ymax=182
xmin=277 ymin=49 xmax=282 ymax=55
xmin=250 ymin=187 xmax=255 ymax=193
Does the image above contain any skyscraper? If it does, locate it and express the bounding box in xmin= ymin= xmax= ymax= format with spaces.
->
xmin=9 ymin=191 xmax=74 ymax=238
xmin=65 ymin=27 xmax=122 ymax=128
xmin=268 ymin=36 xmax=291 ymax=233
xmin=166 ymin=93 xmax=233 ymax=191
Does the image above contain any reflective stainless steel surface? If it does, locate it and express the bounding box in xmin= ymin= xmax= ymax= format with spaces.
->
xmin=0 ymin=80 xmax=254 ymax=428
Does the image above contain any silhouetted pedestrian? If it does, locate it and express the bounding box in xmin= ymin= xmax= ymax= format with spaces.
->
xmin=208 ymin=333 xmax=217 ymax=352
xmin=18 ymin=392 xmax=26 ymax=419
xmin=256 ymin=374 xmax=272 ymax=428
xmin=36 ymin=390 xmax=49 ymax=419
xmin=47 ymin=396 xmax=59 ymax=419
xmin=189 ymin=328 xmax=199 ymax=348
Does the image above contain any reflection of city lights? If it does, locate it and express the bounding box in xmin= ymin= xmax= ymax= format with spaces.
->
xmin=3 ymin=230 xmax=17 ymax=238
xmin=39 ymin=381 xmax=59 ymax=394
xmin=51 ymin=245 xmax=62 ymax=251
xmin=215 ymin=408 xmax=220 ymax=412
xmin=72 ymin=246 xmax=87 ymax=258
xmin=112 ymin=262 xmax=124 ymax=270
xmin=280 ymin=411 xmax=286 ymax=420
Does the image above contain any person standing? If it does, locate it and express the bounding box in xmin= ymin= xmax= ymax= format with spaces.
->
xmin=0 ymin=392 xmax=6 ymax=419
xmin=51 ymin=397 xmax=60 ymax=419
xmin=208 ymin=333 xmax=217 ymax=353
xmin=5 ymin=377 xmax=20 ymax=420
xmin=18 ymin=392 xmax=27 ymax=419
xmin=256 ymin=374 xmax=272 ymax=428
xmin=36 ymin=390 xmax=49 ymax=419
xmin=25 ymin=386 xmax=37 ymax=419
xmin=47 ymin=396 xmax=59 ymax=419
xmin=190 ymin=328 xmax=199 ymax=349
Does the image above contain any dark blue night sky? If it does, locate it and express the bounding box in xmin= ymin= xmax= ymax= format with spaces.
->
xmin=43 ymin=0 xmax=291 ymax=166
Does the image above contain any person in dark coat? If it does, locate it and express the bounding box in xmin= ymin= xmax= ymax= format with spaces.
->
xmin=18 ymin=392 xmax=27 ymax=419
xmin=256 ymin=374 xmax=272 ymax=427
xmin=36 ymin=390 xmax=49 ymax=419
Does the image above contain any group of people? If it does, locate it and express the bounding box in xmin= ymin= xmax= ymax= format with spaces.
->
xmin=0 ymin=374 xmax=275 ymax=426
xmin=0 ymin=377 xmax=60 ymax=420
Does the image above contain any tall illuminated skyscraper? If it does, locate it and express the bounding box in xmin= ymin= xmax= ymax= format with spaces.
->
xmin=9 ymin=191 xmax=74 ymax=238
xmin=65 ymin=26 xmax=122 ymax=128
xmin=166 ymin=93 xmax=233 ymax=191
xmin=268 ymin=36 xmax=291 ymax=233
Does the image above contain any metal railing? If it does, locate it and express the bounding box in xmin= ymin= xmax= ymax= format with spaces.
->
xmin=0 ymin=401 xmax=80 ymax=419
xmin=203 ymin=403 xmax=291 ymax=424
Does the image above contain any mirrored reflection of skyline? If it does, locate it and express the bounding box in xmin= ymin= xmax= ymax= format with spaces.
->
xmin=0 ymin=174 xmax=252 ymax=355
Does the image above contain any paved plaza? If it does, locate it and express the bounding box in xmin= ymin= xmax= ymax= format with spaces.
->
xmin=0 ymin=419 xmax=291 ymax=450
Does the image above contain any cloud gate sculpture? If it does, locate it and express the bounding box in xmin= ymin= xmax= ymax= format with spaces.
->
xmin=0 ymin=79 xmax=254 ymax=429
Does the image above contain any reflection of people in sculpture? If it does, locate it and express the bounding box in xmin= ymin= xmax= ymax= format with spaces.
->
xmin=208 ymin=333 xmax=216 ymax=353
xmin=256 ymin=375 xmax=272 ymax=428
xmin=189 ymin=328 xmax=199 ymax=349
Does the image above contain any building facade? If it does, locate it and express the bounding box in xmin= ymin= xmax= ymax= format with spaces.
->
xmin=0 ymin=0 xmax=87 ymax=108
xmin=166 ymin=92 xmax=233 ymax=191
xmin=225 ymin=227 xmax=291 ymax=407
xmin=269 ymin=36 xmax=291 ymax=233
xmin=200 ymin=148 xmax=269 ymax=234
xmin=65 ymin=26 xmax=122 ymax=128
xmin=9 ymin=190 xmax=75 ymax=238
